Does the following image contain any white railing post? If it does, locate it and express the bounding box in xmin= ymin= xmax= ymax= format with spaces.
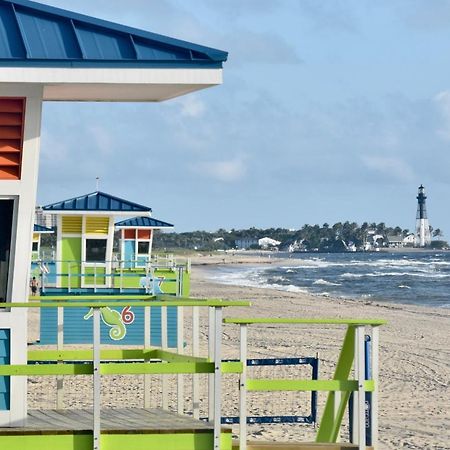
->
xmin=161 ymin=304 xmax=168 ymax=410
xmin=239 ymin=324 xmax=248 ymax=450
xmin=93 ymin=307 xmax=101 ymax=450
xmin=371 ymin=326 xmax=380 ymax=449
xmin=192 ymin=305 xmax=200 ymax=419
xmin=213 ymin=306 xmax=223 ymax=450
xmin=177 ymin=305 xmax=184 ymax=415
xmin=144 ymin=305 xmax=151 ymax=408
xmin=355 ymin=325 xmax=366 ymax=450
xmin=56 ymin=306 xmax=64 ymax=408
xmin=208 ymin=306 xmax=215 ymax=421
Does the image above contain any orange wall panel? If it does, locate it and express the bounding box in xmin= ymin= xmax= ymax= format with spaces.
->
xmin=0 ymin=98 xmax=25 ymax=180
xmin=124 ymin=229 xmax=136 ymax=239
xmin=137 ymin=229 xmax=151 ymax=240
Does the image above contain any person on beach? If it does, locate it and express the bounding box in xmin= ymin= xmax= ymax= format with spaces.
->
xmin=30 ymin=276 xmax=39 ymax=296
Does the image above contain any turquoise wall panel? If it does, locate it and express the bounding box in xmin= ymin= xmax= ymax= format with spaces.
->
xmin=0 ymin=329 xmax=10 ymax=411
xmin=40 ymin=306 xmax=178 ymax=347
xmin=124 ymin=241 xmax=135 ymax=268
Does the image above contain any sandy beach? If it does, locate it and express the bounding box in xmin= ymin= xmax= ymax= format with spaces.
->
xmin=188 ymin=253 xmax=450 ymax=449
xmin=27 ymin=253 xmax=450 ymax=449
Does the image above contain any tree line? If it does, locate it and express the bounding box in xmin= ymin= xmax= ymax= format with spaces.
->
xmin=152 ymin=222 xmax=446 ymax=252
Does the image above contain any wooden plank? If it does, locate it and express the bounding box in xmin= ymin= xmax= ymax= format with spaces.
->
xmin=0 ymin=408 xmax=232 ymax=436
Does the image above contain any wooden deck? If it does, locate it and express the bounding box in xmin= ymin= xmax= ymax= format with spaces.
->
xmin=0 ymin=408 xmax=224 ymax=435
xmin=0 ymin=408 xmax=233 ymax=450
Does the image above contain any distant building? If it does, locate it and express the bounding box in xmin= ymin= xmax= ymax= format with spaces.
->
xmin=235 ymin=238 xmax=259 ymax=249
xmin=258 ymin=237 xmax=281 ymax=249
xmin=386 ymin=235 xmax=404 ymax=248
xmin=403 ymin=233 xmax=415 ymax=246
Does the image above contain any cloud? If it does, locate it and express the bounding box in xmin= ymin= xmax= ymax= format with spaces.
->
xmin=361 ymin=155 xmax=415 ymax=182
xmin=174 ymin=95 xmax=207 ymax=118
xmin=190 ymin=157 xmax=247 ymax=182
xmin=434 ymin=90 xmax=450 ymax=141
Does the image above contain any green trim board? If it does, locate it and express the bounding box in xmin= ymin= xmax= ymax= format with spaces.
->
xmin=224 ymin=318 xmax=386 ymax=326
xmin=0 ymin=361 xmax=242 ymax=376
xmin=28 ymin=348 xmax=208 ymax=362
xmin=0 ymin=432 xmax=232 ymax=450
xmin=246 ymin=379 xmax=375 ymax=392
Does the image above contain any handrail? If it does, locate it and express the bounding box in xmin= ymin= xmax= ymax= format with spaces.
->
xmin=226 ymin=318 xmax=385 ymax=450
xmin=224 ymin=318 xmax=386 ymax=326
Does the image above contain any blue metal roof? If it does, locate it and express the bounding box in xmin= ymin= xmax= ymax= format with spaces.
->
xmin=43 ymin=191 xmax=152 ymax=213
xmin=115 ymin=216 xmax=173 ymax=228
xmin=0 ymin=0 xmax=227 ymax=68
xmin=33 ymin=224 xmax=53 ymax=233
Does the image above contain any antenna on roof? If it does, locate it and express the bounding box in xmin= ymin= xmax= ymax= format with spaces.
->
xmin=96 ymin=177 xmax=100 ymax=191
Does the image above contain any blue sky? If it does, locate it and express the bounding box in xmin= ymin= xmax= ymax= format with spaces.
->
xmin=37 ymin=0 xmax=450 ymax=235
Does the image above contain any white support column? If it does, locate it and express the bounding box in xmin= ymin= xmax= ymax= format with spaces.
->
xmin=143 ymin=305 xmax=151 ymax=408
xmin=355 ymin=326 xmax=366 ymax=450
xmin=56 ymin=306 xmax=64 ymax=408
xmin=239 ymin=324 xmax=248 ymax=450
xmin=161 ymin=305 xmax=168 ymax=410
xmin=92 ymin=307 xmax=101 ymax=450
xmin=213 ymin=307 xmax=223 ymax=450
xmin=0 ymin=85 xmax=43 ymax=427
xmin=177 ymin=305 xmax=184 ymax=415
xmin=371 ymin=326 xmax=380 ymax=450
xmin=208 ymin=306 xmax=215 ymax=421
xmin=192 ymin=306 xmax=200 ymax=419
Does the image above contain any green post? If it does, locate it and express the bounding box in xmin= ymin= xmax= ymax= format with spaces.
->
xmin=316 ymin=325 xmax=355 ymax=443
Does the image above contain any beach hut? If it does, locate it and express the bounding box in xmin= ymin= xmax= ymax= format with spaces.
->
xmin=42 ymin=191 xmax=152 ymax=290
xmin=0 ymin=0 xmax=227 ymax=430
xmin=31 ymin=224 xmax=53 ymax=261
xmin=115 ymin=216 xmax=173 ymax=269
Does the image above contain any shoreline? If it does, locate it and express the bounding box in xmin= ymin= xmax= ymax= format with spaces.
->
xmin=189 ymin=254 xmax=450 ymax=449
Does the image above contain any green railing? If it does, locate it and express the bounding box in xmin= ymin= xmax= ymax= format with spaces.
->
xmin=224 ymin=318 xmax=386 ymax=450
xmin=3 ymin=296 xmax=250 ymax=450
xmin=1 ymin=299 xmax=386 ymax=450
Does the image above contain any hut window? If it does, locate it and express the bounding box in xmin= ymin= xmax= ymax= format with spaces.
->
xmin=137 ymin=241 xmax=149 ymax=254
xmin=32 ymin=242 xmax=38 ymax=252
xmin=85 ymin=239 xmax=107 ymax=262
xmin=0 ymin=200 xmax=14 ymax=303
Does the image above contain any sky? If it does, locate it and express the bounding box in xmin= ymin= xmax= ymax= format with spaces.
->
xmin=35 ymin=0 xmax=450 ymax=235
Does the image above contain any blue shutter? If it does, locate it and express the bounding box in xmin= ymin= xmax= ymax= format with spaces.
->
xmin=0 ymin=329 xmax=10 ymax=410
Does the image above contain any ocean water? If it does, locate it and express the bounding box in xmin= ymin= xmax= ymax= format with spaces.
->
xmin=206 ymin=252 xmax=450 ymax=308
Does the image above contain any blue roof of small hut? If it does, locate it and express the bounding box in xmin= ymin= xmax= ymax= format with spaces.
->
xmin=42 ymin=191 xmax=151 ymax=213
xmin=115 ymin=216 xmax=173 ymax=228
xmin=33 ymin=224 xmax=53 ymax=233
xmin=0 ymin=0 xmax=227 ymax=68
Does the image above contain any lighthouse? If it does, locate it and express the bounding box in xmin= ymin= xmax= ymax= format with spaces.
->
xmin=415 ymin=185 xmax=432 ymax=247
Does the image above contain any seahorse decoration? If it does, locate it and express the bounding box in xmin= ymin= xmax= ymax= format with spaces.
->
xmin=83 ymin=307 xmax=127 ymax=340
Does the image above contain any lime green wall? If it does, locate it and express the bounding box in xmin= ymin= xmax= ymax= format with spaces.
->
xmin=61 ymin=238 xmax=81 ymax=288
xmin=84 ymin=266 xmax=106 ymax=285
xmin=0 ymin=431 xmax=231 ymax=450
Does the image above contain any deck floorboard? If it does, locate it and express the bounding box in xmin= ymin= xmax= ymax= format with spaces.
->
xmin=0 ymin=408 xmax=225 ymax=435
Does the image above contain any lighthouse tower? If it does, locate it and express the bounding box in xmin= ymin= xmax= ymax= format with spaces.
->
xmin=415 ymin=185 xmax=432 ymax=247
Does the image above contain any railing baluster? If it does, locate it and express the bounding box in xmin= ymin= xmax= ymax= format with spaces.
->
xmin=92 ymin=307 xmax=101 ymax=450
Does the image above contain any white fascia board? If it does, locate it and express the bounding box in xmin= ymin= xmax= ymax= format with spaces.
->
xmin=0 ymin=68 xmax=223 ymax=102
xmin=45 ymin=210 xmax=151 ymax=216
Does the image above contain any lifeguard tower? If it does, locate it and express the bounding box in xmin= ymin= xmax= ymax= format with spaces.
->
xmin=0 ymin=0 xmax=226 ymax=429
